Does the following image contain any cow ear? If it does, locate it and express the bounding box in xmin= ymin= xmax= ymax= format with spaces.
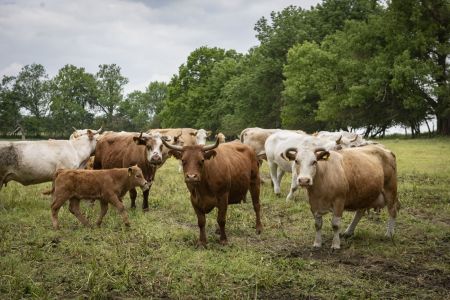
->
xmin=87 ymin=129 xmax=94 ymax=140
xmin=206 ymin=130 xmax=212 ymax=137
xmin=128 ymin=167 xmax=132 ymax=176
xmin=190 ymin=130 xmax=197 ymax=136
xmin=316 ymin=151 xmax=330 ymax=161
xmin=204 ymin=150 xmax=216 ymax=160
xmin=169 ymin=150 xmax=182 ymax=160
xmin=133 ymin=136 xmax=146 ymax=145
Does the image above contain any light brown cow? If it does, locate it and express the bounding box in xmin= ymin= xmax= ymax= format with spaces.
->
xmin=50 ymin=166 xmax=150 ymax=229
xmin=282 ymin=144 xmax=399 ymax=249
xmin=93 ymin=131 xmax=168 ymax=211
xmin=162 ymin=139 xmax=262 ymax=247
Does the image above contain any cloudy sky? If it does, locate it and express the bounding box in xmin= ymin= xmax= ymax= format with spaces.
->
xmin=0 ymin=0 xmax=320 ymax=93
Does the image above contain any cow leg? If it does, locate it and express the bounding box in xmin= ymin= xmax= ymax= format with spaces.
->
xmin=96 ymin=201 xmax=109 ymax=227
xmin=109 ymin=195 xmax=130 ymax=227
xmin=217 ymin=199 xmax=228 ymax=245
xmin=69 ymin=199 xmax=91 ymax=227
xmin=142 ymin=189 xmax=150 ymax=212
xmin=331 ymin=205 xmax=344 ymax=250
xmin=51 ymin=196 xmax=66 ymax=230
xmin=384 ymin=188 xmax=399 ymax=238
xmin=129 ymin=188 xmax=137 ymax=209
xmin=194 ymin=206 xmax=207 ymax=248
xmin=178 ymin=161 xmax=183 ymax=173
xmin=286 ymin=173 xmax=298 ymax=201
xmin=313 ymin=213 xmax=323 ymax=248
xmin=249 ymin=181 xmax=263 ymax=234
xmin=268 ymin=161 xmax=281 ymax=196
xmin=342 ymin=209 xmax=365 ymax=238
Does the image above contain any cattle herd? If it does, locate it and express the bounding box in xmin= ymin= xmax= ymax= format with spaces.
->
xmin=0 ymin=127 xmax=400 ymax=249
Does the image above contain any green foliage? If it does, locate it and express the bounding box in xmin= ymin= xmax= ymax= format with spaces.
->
xmin=0 ymin=76 xmax=21 ymax=135
xmin=48 ymin=65 xmax=98 ymax=136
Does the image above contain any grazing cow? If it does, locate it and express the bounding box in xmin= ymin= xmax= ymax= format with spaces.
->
xmin=215 ymin=132 xmax=226 ymax=143
xmin=162 ymin=139 xmax=262 ymax=247
xmin=93 ymin=131 xmax=169 ymax=211
xmin=281 ymin=144 xmax=399 ymax=249
xmin=265 ymin=131 xmax=342 ymax=200
xmin=0 ymin=129 xmax=101 ymax=190
xmin=315 ymin=131 xmax=374 ymax=148
xmin=50 ymin=166 xmax=150 ymax=229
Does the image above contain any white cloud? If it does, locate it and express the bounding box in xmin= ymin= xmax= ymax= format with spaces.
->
xmin=0 ymin=0 xmax=320 ymax=93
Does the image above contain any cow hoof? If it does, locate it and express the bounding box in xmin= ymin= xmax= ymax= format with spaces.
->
xmin=331 ymin=245 xmax=341 ymax=251
xmin=220 ymin=239 xmax=228 ymax=246
xmin=256 ymin=226 xmax=262 ymax=235
xmin=142 ymin=208 xmax=149 ymax=213
xmin=313 ymin=243 xmax=322 ymax=249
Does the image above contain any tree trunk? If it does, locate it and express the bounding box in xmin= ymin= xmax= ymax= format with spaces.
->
xmin=437 ymin=116 xmax=450 ymax=135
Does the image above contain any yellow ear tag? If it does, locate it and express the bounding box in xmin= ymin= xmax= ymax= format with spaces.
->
xmin=323 ymin=154 xmax=329 ymax=161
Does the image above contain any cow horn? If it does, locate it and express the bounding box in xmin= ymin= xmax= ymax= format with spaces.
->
xmin=96 ymin=126 xmax=103 ymax=134
xmin=336 ymin=135 xmax=342 ymax=144
xmin=161 ymin=138 xmax=183 ymax=151
xmin=202 ymin=138 xmax=219 ymax=151
xmin=350 ymin=135 xmax=358 ymax=142
xmin=72 ymin=127 xmax=78 ymax=132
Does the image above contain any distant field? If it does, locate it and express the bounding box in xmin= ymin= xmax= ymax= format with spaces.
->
xmin=1 ymin=138 xmax=449 ymax=299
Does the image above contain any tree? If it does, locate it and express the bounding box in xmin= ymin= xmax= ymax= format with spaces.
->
xmin=160 ymin=46 xmax=239 ymax=129
xmin=48 ymin=65 xmax=98 ymax=136
xmin=13 ymin=64 xmax=50 ymax=135
xmin=95 ymin=64 xmax=129 ymax=128
xmin=0 ymin=76 xmax=21 ymax=135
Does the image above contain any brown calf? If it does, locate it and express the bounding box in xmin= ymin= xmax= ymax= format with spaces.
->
xmin=50 ymin=166 xmax=149 ymax=229
xmin=163 ymin=139 xmax=262 ymax=247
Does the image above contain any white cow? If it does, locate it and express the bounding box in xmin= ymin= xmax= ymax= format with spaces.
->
xmin=315 ymin=131 xmax=374 ymax=148
xmin=265 ymin=131 xmax=341 ymax=200
xmin=0 ymin=129 xmax=101 ymax=190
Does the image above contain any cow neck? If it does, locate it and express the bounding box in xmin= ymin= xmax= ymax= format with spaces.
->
xmin=69 ymin=137 xmax=95 ymax=168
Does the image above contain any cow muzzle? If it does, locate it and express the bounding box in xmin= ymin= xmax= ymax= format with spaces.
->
xmin=150 ymin=155 xmax=163 ymax=165
xmin=185 ymin=174 xmax=200 ymax=183
xmin=141 ymin=181 xmax=152 ymax=191
xmin=298 ymin=177 xmax=312 ymax=187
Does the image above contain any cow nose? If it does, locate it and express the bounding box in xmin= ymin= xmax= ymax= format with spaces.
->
xmin=298 ymin=178 xmax=311 ymax=186
xmin=185 ymin=174 xmax=199 ymax=181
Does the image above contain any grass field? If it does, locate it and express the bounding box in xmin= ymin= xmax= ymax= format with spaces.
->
xmin=1 ymin=138 xmax=449 ymax=299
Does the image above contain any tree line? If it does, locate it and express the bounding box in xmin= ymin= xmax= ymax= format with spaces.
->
xmin=1 ymin=0 xmax=449 ymax=138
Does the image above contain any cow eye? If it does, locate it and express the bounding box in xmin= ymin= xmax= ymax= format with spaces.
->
xmin=147 ymin=145 xmax=152 ymax=150
xmin=294 ymin=160 xmax=299 ymax=164
xmin=199 ymin=159 xmax=204 ymax=165
xmin=136 ymin=174 xmax=142 ymax=178
xmin=312 ymin=161 xmax=317 ymax=165
xmin=182 ymin=160 xmax=187 ymax=165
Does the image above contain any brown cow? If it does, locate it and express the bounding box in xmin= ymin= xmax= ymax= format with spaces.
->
xmin=93 ymin=131 xmax=168 ymax=211
xmin=50 ymin=166 xmax=150 ymax=229
xmin=281 ymin=144 xmax=399 ymax=249
xmin=162 ymin=139 xmax=263 ymax=247
xmin=215 ymin=132 xmax=226 ymax=143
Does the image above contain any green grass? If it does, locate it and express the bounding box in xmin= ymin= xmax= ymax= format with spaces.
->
xmin=1 ymin=138 xmax=449 ymax=299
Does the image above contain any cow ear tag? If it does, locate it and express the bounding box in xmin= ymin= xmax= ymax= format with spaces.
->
xmin=322 ymin=153 xmax=329 ymax=160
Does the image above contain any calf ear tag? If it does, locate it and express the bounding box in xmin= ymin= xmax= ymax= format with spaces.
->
xmin=322 ymin=153 xmax=329 ymax=160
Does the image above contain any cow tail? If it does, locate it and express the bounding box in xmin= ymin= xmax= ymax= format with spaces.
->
xmin=42 ymin=169 xmax=63 ymax=195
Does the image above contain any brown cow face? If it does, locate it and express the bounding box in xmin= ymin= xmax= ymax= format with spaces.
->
xmin=170 ymin=146 xmax=216 ymax=183
xmin=128 ymin=166 xmax=151 ymax=190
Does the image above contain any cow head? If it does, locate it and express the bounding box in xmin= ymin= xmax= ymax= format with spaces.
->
xmin=190 ymin=129 xmax=211 ymax=145
xmin=281 ymin=146 xmax=330 ymax=187
xmin=70 ymin=127 xmax=103 ymax=140
xmin=133 ymin=132 xmax=164 ymax=165
xmin=162 ymin=138 xmax=219 ymax=184
xmin=128 ymin=165 xmax=151 ymax=191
